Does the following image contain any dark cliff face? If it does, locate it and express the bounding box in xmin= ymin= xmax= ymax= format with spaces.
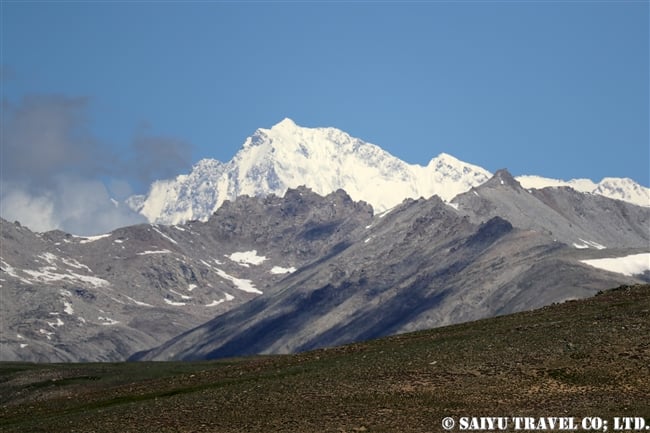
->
xmin=205 ymin=186 xmax=373 ymax=260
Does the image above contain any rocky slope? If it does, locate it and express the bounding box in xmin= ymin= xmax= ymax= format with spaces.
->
xmin=0 ymin=188 xmax=372 ymax=362
xmin=134 ymin=179 xmax=648 ymax=361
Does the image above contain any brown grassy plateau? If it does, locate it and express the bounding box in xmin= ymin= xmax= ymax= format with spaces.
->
xmin=1 ymin=284 xmax=649 ymax=432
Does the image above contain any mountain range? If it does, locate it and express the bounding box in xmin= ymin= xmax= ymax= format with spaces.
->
xmin=126 ymin=118 xmax=649 ymax=225
xmin=1 ymin=119 xmax=648 ymax=362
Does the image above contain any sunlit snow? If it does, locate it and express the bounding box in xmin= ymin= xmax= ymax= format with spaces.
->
xmin=214 ymin=268 xmax=262 ymax=294
xmin=137 ymin=249 xmax=172 ymax=255
xmin=76 ymin=233 xmax=111 ymax=244
xmin=125 ymin=295 xmax=153 ymax=307
xmin=164 ymin=298 xmax=186 ymax=306
xmin=205 ymin=299 xmax=225 ymax=307
xmin=47 ymin=317 xmax=64 ymax=328
xmin=270 ymin=266 xmax=296 ymax=274
xmin=0 ymin=259 xmax=33 ymax=285
xmin=152 ymin=225 xmax=178 ymax=244
xmin=205 ymin=293 xmax=234 ymax=307
xmin=170 ymin=289 xmax=192 ymax=300
xmin=98 ymin=316 xmax=120 ymax=325
xmin=39 ymin=329 xmax=54 ymax=340
xmin=63 ymin=301 xmax=74 ymax=315
xmin=581 ymin=253 xmax=650 ymax=276
xmin=61 ymin=257 xmax=93 ymax=272
xmin=573 ymin=239 xmax=606 ymax=250
xmin=22 ymin=267 xmax=109 ymax=287
xmin=227 ymin=250 xmax=267 ymax=266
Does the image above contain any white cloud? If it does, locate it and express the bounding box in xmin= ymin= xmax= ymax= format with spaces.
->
xmin=0 ymin=186 xmax=57 ymax=232
xmin=0 ymin=176 xmax=146 ymax=235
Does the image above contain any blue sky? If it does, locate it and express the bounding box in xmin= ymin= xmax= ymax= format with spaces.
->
xmin=1 ymin=1 xmax=649 ymax=233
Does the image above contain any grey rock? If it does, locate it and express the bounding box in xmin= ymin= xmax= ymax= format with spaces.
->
xmin=134 ymin=190 xmax=646 ymax=361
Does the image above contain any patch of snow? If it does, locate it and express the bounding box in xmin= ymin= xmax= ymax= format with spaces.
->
xmin=205 ymin=292 xmax=235 ymax=307
xmin=364 ymin=237 xmax=372 ymax=243
xmin=98 ymin=316 xmax=120 ymax=325
xmin=38 ymin=252 xmax=59 ymax=265
xmin=63 ymin=301 xmax=74 ymax=315
xmin=581 ymin=253 xmax=650 ymax=276
xmin=60 ymin=257 xmax=93 ymax=272
xmin=17 ymin=334 xmax=24 ymax=340
xmin=1 ymin=259 xmax=33 ymax=285
xmin=170 ymin=289 xmax=192 ymax=300
xmin=20 ymin=344 xmax=28 ymax=349
xmin=47 ymin=317 xmax=64 ymax=328
xmin=77 ymin=233 xmax=111 ymax=244
xmin=205 ymin=299 xmax=225 ymax=307
xmin=114 ymin=239 xmax=124 ymax=244
xmin=227 ymin=250 xmax=268 ymax=266
xmin=174 ymin=225 xmax=186 ymax=231
xmin=152 ymin=225 xmax=178 ymax=244
xmin=23 ymin=266 xmax=109 ymax=287
xmin=214 ymin=268 xmax=263 ymax=294
xmin=188 ymin=283 xmax=197 ymax=291
xmin=39 ymin=329 xmax=54 ymax=340
xmin=22 ymin=267 xmax=109 ymax=287
xmin=270 ymin=266 xmax=297 ymax=274
xmin=164 ymin=298 xmax=186 ymax=306
xmin=125 ymin=295 xmax=153 ymax=307
xmin=109 ymin=296 xmax=125 ymax=305
xmin=137 ymin=249 xmax=172 ymax=255
xmin=582 ymin=239 xmax=606 ymax=250
xmin=573 ymin=239 xmax=606 ymax=250
xmin=376 ymin=209 xmax=390 ymax=219
xmin=447 ymin=202 xmax=459 ymax=210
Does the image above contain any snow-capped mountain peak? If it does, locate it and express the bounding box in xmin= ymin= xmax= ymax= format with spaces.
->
xmin=271 ymin=117 xmax=298 ymax=130
xmin=129 ymin=119 xmax=649 ymax=225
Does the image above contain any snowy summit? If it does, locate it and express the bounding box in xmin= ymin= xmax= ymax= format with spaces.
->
xmin=130 ymin=119 xmax=650 ymax=225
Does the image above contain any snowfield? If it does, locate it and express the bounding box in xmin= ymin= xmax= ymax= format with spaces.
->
xmin=581 ymin=253 xmax=650 ymax=276
xmin=227 ymin=250 xmax=268 ymax=266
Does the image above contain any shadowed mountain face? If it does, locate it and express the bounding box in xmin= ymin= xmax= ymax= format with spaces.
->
xmin=2 ymin=173 xmax=649 ymax=362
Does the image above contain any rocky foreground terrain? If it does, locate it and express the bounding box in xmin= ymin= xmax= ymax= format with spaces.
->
xmin=1 ymin=284 xmax=648 ymax=432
